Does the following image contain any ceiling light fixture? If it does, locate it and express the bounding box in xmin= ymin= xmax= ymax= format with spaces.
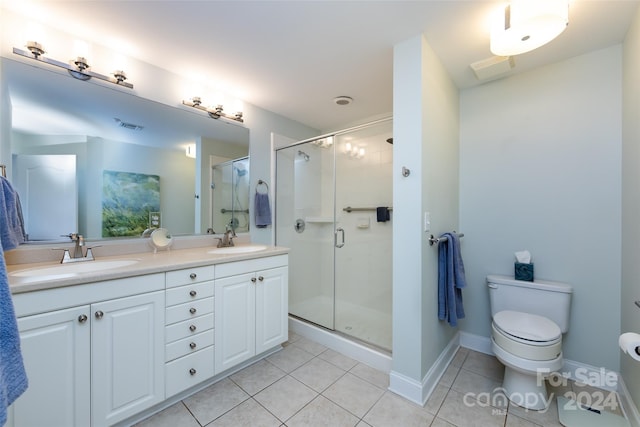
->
xmin=13 ymin=41 xmax=134 ymax=88
xmin=182 ymin=97 xmax=244 ymax=123
xmin=490 ymin=0 xmax=569 ymax=56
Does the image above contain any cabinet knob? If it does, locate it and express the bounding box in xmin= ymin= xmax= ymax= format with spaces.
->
xmin=78 ymin=314 xmax=88 ymax=323
xmin=189 ymin=307 xmax=197 ymax=314
xmin=258 ymin=276 xmax=264 ymax=282
xmin=190 ymin=342 xmax=197 ymax=349
xmin=189 ymin=290 xmax=197 ymax=297
xmin=189 ymin=324 xmax=197 ymax=332
xmin=189 ymin=368 xmax=197 ymax=376
xmin=94 ymin=310 xmax=104 ymax=319
xmin=251 ymin=277 xmax=257 ymax=283
xmin=189 ymin=273 xmax=197 ymax=280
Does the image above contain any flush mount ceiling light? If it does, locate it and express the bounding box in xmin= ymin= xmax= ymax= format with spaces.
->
xmin=182 ymin=97 xmax=244 ymax=123
xmin=13 ymin=41 xmax=133 ymax=88
xmin=490 ymin=0 xmax=569 ymax=56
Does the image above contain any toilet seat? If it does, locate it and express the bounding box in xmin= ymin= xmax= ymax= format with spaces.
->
xmin=492 ymin=310 xmax=562 ymax=361
xmin=494 ymin=310 xmax=561 ymax=342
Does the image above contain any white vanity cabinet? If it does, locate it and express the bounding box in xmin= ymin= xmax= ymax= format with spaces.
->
xmin=8 ymin=249 xmax=289 ymax=426
xmin=91 ymin=290 xmax=165 ymax=426
xmin=9 ymin=274 xmax=166 ymax=427
xmin=164 ymin=265 xmax=215 ymax=398
xmin=214 ymin=255 xmax=288 ymax=374
xmin=10 ymin=305 xmax=91 ymax=427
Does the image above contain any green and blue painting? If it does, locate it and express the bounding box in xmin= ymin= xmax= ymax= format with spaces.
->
xmin=102 ymin=170 xmax=160 ymax=237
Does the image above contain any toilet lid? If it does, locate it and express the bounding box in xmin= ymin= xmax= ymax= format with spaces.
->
xmin=493 ymin=310 xmax=561 ymax=342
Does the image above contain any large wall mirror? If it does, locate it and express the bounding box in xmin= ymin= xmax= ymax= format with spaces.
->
xmin=2 ymin=57 xmax=250 ymax=242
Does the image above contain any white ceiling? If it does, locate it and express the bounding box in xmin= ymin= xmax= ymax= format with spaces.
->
xmin=3 ymin=0 xmax=639 ymax=132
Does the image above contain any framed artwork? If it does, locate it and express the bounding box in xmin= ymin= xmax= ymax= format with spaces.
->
xmin=102 ymin=170 xmax=160 ymax=237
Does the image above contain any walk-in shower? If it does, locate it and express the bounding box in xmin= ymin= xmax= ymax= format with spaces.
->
xmin=211 ymin=157 xmax=250 ymax=233
xmin=275 ymin=119 xmax=393 ymax=351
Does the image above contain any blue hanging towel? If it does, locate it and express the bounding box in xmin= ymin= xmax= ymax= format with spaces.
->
xmin=0 ymin=177 xmax=26 ymax=248
xmin=0 ymin=243 xmax=29 ymax=425
xmin=437 ymin=232 xmax=467 ymax=327
xmin=254 ymin=192 xmax=272 ymax=228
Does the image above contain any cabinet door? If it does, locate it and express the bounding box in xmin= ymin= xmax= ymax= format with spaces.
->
xmin=215 ymin=273 xmax=256 ymax=374
xmin=9 ymin=306 xmax=90 ymax=427
xmin=255 ymin=266 xmax=289 ymax=354
xmin=91 ymin=291 xmax=165 ymax=427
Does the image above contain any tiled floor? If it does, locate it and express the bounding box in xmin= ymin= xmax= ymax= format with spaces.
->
xmin=134 ymin=331 xmax=624 ymax=427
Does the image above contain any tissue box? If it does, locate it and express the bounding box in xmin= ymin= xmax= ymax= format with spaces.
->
xmin=515 ymin=263 xmax=534 ymax=281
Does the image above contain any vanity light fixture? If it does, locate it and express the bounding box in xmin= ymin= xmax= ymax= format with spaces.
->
xmin=13 ymin=41 xmax=134 ymax=89
xmin=490 ymin=0 xmax=569 ymax=56
xmin=182 ymin=97 xmax=244 ymax=123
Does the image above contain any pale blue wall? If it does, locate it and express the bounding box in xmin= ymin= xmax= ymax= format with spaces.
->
xmin=621 ymin=5 xmax=640 ymax=413
xmin=460 ymin=46 xmax=623 ymax=370
xmin=391 ymin=34 xmax=459 ymax=402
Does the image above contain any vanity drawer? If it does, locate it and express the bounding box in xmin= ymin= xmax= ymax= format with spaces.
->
xmin=166 ymin=266 xmax=215 ymax=289
xmin=165 ymin=297 xmax=213 ymax=325
xmin=166 ymin=329 xmax=214 ymax=362
xmin=166 ymin=281 xmax=214 ymax=307
xmin=166 ymin=345 xmax=215 ymax=398
xmin=166 ymin=313 xmax=214 ymax=343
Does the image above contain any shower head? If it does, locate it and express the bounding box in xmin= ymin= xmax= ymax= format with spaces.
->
xmin=298 ymin=150 xmax=310 ymax=161
xmin=386 ymin=138 xmax=393 ymax=144
xmin=233 ymin=163 xmax=248 ymax=176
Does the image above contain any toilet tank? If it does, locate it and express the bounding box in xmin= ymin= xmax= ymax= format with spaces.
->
xmin=487 ymin=275 xmax=573 ymax=333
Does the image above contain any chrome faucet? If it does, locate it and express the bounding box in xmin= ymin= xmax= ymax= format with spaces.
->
xmin=217 ymin=226 xmax=236 ymax=248
xmin=58 ymin=233 xmax=96 ymax=263
xmin=71 ymin=233 xmax=84 ymax=258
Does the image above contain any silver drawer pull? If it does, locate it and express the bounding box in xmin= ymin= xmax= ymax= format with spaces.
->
xmin=189 ymin=290 xmax=197 ymax=297
xmin=94 ymin=310 xmax=104 ymax=319
xmin=78 ymin=314 xmax=88 ymax=323
xmin=189 ymin=368 xmax=196 ymax=375
xmin=189 ymin=273 xmax=197 ymax=280
xmin=251 ymin=277 xmax=257 ymax=283
xmin=258 ymin=276 xmax=264 ymax=282
xmin=189 ymin=324 xmax=197 ymax=332
xmin=190 ymin=342 xmax=197 ymax=349
xmin=189 ymin=307 xmax=197 ymax=314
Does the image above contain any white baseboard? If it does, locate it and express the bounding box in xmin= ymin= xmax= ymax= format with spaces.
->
xmin=617 ymin=375 xmax=640 ymax=427
xmin=459 ymin=331 xmax=493 ymax=355
xmin=389 ymin=332 xmax=460 ymax=406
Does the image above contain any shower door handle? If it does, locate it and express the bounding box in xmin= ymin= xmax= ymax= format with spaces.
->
xmin=335 ymin=228 xmax=345 ymax=248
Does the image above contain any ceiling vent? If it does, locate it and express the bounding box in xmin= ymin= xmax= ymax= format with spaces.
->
xmin=470 ymin=56 xmax=515 ymax=81
xmin=114 ymin=118 xmax=144 ymax=131
xmin=333 ymin=96 xmax=353 ymax=106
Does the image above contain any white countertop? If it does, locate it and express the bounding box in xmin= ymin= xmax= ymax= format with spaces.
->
xmin=7 ymin=244 xmax=289 ymax=294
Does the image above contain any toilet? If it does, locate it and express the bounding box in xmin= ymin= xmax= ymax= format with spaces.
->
xmin=487 ymin=275 xmax=573 ymax=410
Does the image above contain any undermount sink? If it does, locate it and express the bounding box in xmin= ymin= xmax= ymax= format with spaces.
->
xmin=10 ymin=259 xmax=140 ymax=281
xmin=207 ymin=244 xmax=268 ymax=255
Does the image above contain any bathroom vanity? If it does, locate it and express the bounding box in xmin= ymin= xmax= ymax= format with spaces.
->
xmin=5 ymin=244 xmax=288 ymax=427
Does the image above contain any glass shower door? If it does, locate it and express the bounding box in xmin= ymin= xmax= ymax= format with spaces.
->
xmin=275 ymin=138 xmax=336 ymax=329
xmin=334 ymin=120 xmax=393 ymax=350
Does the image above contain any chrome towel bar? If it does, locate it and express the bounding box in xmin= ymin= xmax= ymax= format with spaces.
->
xmin=429 ymin=232 xmax=464 ymax=246
xmin=343 ymin=206 xmax=393 ymax=213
